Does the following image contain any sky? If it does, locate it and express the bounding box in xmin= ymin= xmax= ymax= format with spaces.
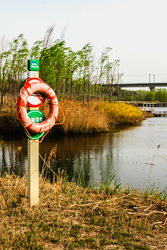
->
xmin=1 ymin=0 xmax=167 ymax=84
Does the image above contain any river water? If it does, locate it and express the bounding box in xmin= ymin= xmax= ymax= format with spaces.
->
xmin=1 ymin=116 xmax=167 ymax=192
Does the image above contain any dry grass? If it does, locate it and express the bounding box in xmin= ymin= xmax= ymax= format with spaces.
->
xmin=0 ymin=96 xmax=19 ymax=132
xmin=0 ymin=98 xmax=144 ymax=133
xmin=0 ymin=110 xmax=19 ymax=133
xmin=41 ymin=100 xmax=144 ymax=134
xmin=55 ymin=100 xmax=110 ymax=133
xmin=0 ymin=173 xmax=167 ymax=249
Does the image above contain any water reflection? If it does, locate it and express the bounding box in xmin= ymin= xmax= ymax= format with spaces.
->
xmin=0 ymin=134 xmax=27 ymax=176
xmin=40 ymin=134 xmax=116 ymax=186
xmin=1 ymin=117 xmax=167 ymax=191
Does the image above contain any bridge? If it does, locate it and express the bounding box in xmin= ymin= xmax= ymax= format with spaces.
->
xmin=102 ymin=82 xmax=167 ymax=90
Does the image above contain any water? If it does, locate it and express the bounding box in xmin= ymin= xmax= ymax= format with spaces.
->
xmin=1 ymin=117 xmax=167 ymax=191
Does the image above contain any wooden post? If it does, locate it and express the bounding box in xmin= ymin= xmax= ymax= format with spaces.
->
xmin=28 ymin=71 xmax=39 ymax=206
xmin=28 ymin=134 xmax=39 ymax=205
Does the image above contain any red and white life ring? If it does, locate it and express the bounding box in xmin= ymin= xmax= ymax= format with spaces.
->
xmin=17 ymin=78 xmax=59 ymax=133
xmin=26 ymin=77 xmax=46 ymax=108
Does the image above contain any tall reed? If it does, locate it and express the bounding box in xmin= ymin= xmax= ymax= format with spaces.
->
xmin=41 ymin=100 xmax=110 ymax=134
xmin=0 ymin=99 xmax=144 ymax=134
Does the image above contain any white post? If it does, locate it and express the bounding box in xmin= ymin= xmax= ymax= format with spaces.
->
xmin=28 ymin=70 xmax=39 ymax=206
xmin=28 ymin=135 xmax=39 ymax=205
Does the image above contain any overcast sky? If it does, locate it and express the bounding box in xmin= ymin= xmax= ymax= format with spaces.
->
xmin=1 ymin=0 xmax=167 ymax=83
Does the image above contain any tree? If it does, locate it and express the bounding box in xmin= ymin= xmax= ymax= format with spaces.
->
xmin=40 ymin=40 xmax=68 ymax=94
xmin=76 ymin=43 xmax=94 ymax=102
xmin=99 ymin=47 xmax=121 ymax=101
xmin=30 ymin=40 xmax=43 ymax=60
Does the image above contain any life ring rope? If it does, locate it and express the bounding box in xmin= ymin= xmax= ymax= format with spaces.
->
xmin=17 ymin=102 xmax=65 ymax=143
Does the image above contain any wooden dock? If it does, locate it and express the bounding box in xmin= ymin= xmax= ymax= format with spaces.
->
xmin=134 ymin=102 xmax=167 ymax=117
xmin=152 ymin=111 xmax=167 ymax=117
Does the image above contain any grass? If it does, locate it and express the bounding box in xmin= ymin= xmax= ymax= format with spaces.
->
xmin=0 ymin=173 xmax=167 ymax=249
xmin=42 ymin=99 xmax=110 ymax=134
xmin=0 ymin=98 xmax=144 ymax=134
xmin=24 ymin=99 xmax=145 ymax=133
xmin=56 ymin=100 xmax=144 ymax=133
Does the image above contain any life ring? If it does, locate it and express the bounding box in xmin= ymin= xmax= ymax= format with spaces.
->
xmin=17 ymin=78 xmax=59 ymax=133
xmin=19 ymin=77 xmax=46 ymax=108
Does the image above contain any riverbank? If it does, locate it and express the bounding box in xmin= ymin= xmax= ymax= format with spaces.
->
xmin=0 ymin=100 xmax=145 ymax=133
xmin=0 ymin=174 xmax=166 ymax=249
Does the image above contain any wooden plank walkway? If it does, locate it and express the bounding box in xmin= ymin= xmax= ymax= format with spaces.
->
xmin=152 ymin=111 xmax=167 ymax=116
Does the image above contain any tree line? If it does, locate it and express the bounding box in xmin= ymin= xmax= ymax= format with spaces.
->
xmin=118 ymin=89 xmax=167 ymax=102
xmin=0 ymin=28 xmax=121 ymax=107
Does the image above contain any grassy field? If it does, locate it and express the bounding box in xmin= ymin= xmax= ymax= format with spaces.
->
xmin=0 ymin=173 xmax=167 ymax=249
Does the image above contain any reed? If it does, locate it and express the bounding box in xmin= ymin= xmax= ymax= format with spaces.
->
xmin=41 ymin=100 xmax=144 ymax=134
xmin=56 ymin=100 xmax=110 ymax=133
xmin=0 ymin=99 xmax=144 ymax=134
